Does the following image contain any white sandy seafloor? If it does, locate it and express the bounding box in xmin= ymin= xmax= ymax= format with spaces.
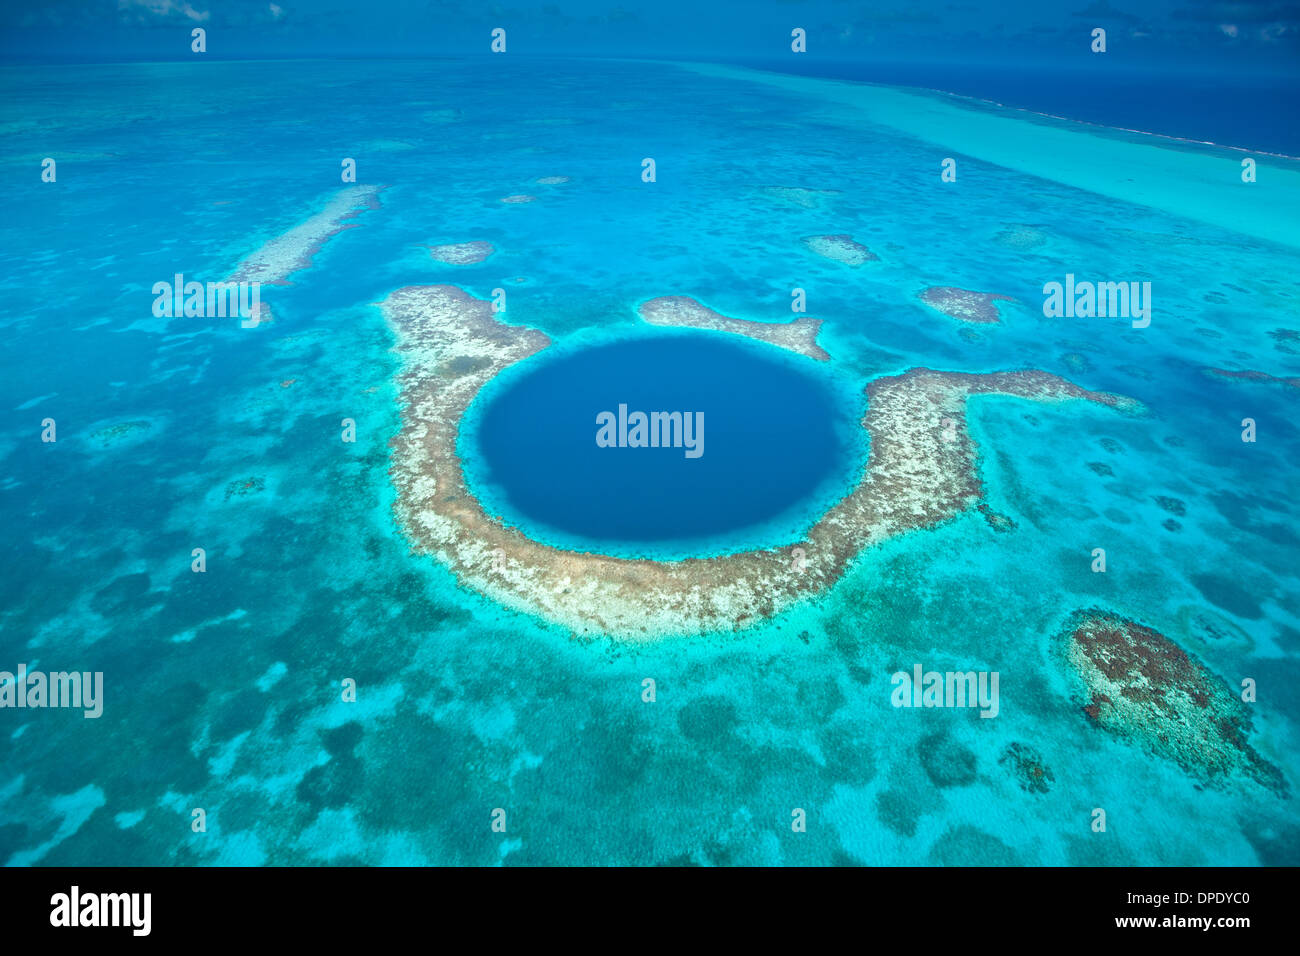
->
xmin=0 ymin=57 xmax=1295 ymax=866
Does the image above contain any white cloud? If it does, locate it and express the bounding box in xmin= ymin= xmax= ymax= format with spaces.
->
xmin=117 ymin=0 xmax=211 ymax=23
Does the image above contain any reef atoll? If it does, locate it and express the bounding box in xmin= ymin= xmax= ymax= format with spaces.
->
xmin=803 ymin=234 xmax=877 ymax=265
xmin=919 ymin=286 xmax=1015 ymax=325
xmin=1063 ymin=609 xmax=1286 ymax=795
xmin=384 ymin=284 xmax=1142 ymax=638
xmin=1204 ymin=367 xmax=1300 ymax=390
xmin=638 ymin=295 xmax=829 ymax=361
xmin=427 ymin=241 xmax=495 ymax=265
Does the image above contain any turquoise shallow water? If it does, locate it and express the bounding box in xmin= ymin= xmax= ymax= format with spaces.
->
xmin=0 ymin=58 xmax=1297 ymax=865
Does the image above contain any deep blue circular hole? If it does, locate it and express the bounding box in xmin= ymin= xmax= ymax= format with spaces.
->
xmin=468 ymin=333 xmax=853 ymax=549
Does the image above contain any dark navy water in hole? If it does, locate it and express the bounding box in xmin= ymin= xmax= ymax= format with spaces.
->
xmin=470 ymin=334 xmax=851 ymax=546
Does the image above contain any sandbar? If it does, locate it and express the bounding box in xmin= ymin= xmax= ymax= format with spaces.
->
xmin=228 ymin=184 xmax=384 ymax=285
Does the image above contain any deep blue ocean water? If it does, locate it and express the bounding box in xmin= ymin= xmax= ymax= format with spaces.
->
xmin=0 ymin=54 xmax=1296 ymax=867
xmin=467 ymin=333 xmax=854 ymax=552
xmin=745 ymin=60 xmax=1300 ymax=156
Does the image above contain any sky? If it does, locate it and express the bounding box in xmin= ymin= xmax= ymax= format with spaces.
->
xmin=0 ymin=0 xmax=1297 ymax=73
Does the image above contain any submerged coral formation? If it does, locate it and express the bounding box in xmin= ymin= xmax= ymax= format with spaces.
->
xmin=1268 ymin=329 xmax=1299 ymax=355
xmin=992 ymin=223 xmax=1050 ymax=251
xmin=999 ymin=742 xmax=1054 ymax=793
xmin=638 ymin=295 xmax=830 ymax=361
xmin=976 ymin=502 xmax=1017 ymax=532
xmin=224 ymin=476 xmax=266 ymax=500
xmin=384 ymin=284 xmax=1140 ymax=638
xmin=427 ymin=241 xmax=495 ymax=265
xmin=919 ymin=286 xmax=1015 ymax=325
xmin=1063 ymin=609 xmax=1286 ymax=795
xmin=760 ymin=186 xmax=841 ymax=208
xmin=1204 ymin=367 xmax=1300 ymax=390
xmin=803 ymin=234 xmax=877 ymax=265
xmin=1153 ymin=495 xmax=1186 ymax=516
xmin=1060 ymin=352 xmax=1092 ymax=374
xmin=228 ymin=184 xmax=384 ymax=285
xmin=88 ymin=419 xmax=153 ymax=448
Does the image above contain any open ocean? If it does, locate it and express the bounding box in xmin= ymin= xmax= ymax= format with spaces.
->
xmin=741 ymin=59 xmax=1300 ymax=157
